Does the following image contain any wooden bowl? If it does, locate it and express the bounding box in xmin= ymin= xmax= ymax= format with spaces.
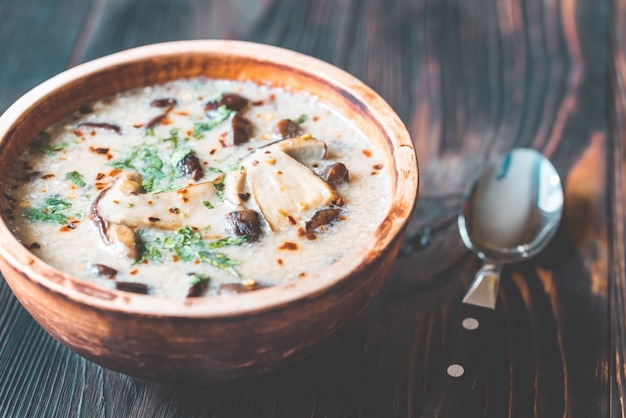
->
xmin=0 ymin=40 xmax=418 ymax=382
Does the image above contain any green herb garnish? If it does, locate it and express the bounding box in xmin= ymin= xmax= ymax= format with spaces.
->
xmin=163 ymin=128 xmax=180 ymax=148
xmin=137 ymin=226 xmax=246 ymax=276
xmin=111 ymin=146 xmax=177 ymax=193
xmin=193 ymin=105 xmax=234 ymax=138
xmin=65 ymin=171 xmax=86 ymax=187
xmin=25 ymin=197 xmax=72 ymax=224
xmin=203 ymin=200 xmax=214 ymax=209
xmin=213 ymin=178 xmax=225 ymax=201
xmin=294 ymin=114 xmax=307 ymax=124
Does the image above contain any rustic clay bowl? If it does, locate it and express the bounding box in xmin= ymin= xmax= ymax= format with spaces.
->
xmin=0 ymin=40 xmax=418 ymax=382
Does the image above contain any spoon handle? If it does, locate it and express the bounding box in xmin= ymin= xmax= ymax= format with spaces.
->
xmin=420 ymin=303 xmax=495 ymax=417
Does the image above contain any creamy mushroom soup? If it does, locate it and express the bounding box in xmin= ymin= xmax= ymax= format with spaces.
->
xmin=5 ymin=78 xmax=390 ymax=297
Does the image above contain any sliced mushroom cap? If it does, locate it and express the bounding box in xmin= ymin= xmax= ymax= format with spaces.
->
xmin=94 ymin=172 xmax=226 ymax=231
xmin=276 ymin=136 xmax=327 ymax=164
xmin=243 ymin=145 xmax=339 ymax=230
xmin=222 ymin=169 xmax=247 ymax=206
xmin=91 ymin=171 xmax=240 ymax=258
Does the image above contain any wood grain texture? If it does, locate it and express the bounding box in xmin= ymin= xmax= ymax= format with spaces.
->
xmin=0 ymin=0 xmax=617 ymax=416
xmin=611 ymin=0 xmax=626 ymax=415
xmin=0 ymin=0 xmax=93 ymax=112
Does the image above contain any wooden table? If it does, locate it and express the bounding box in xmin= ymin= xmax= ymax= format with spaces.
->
xmin=0 ymin=0 xmax=623 ymax=416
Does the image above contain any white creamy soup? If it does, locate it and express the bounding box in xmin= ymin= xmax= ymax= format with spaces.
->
xmin=5 ymin=78 xmax=390 ymax=297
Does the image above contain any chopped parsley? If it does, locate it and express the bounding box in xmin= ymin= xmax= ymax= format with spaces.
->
xmin=111 ymin=144 xmax=199 ymax=193
xmin=294 ymin=114 xmax=307 ymax=124
xmin=193 ymin=105 xmax=234 ymax=138
xmin=25 ymin=198 xmax=72 ymax=224
xmin=65 ymin=171 xmax=86 ymax=187
xmin=111 ymin=146 xmax=176 ymax=193
xmin=212 ymin=176 xmax=225 ymax=201
xmin=203 ymin=200 xmax=214 ymax=209
xmin=163 ymin=128 xmax=181 ymax=148
xmin=137 ymin=226 xmax=246 ymax=276
xmin=206 ymin=167 xmax=226 ymax=200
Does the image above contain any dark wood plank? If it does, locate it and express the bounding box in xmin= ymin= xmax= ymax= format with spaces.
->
xmin=610 ymin=0 xmax=626 ymax=415
xmin=0 ymin=0 xmax=616 ymax=416
xmin=0 ymin=0 xmax=94 ymax=111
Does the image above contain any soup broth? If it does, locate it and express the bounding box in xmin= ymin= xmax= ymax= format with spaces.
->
xmin=5 ymin=78 xmax=390 ymax=298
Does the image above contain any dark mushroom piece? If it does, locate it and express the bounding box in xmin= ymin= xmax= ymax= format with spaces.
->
xmin=151 ymin=98 xmax=177 ymax=108
xmin=273 ymin=119 xmax=303 ymax=139
xmin=76 ymin=122 xmax=122 ymax=134
xmin=323 ymin=162 xmax=349 ymax=186
xmin=115 ymin=281 xmax=149 ymax=294
xmin=144 ymin=113 xmax=168 ymax=130
xmin=305 ymin=208 xmax=342 ymax=233
xmin=230 ymin=113 xmax=252 ymax=145
xmin=91 ymin=263 xmax=118 ymax=279
xmin=176 ymin=152 xmax=204 ymax=181
xmin=225 ymin=210 xmax=261 ymax=242
xmin=205 ymin=93 xmax=249 ymax=112
xmin=186 ymin=273 xmax=209 ymax=298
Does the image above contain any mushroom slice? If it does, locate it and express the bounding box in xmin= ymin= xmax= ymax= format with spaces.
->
xmin=276 ymin=136 xmax=327 ymax=164
xmin=91 ymin=171 xmax=234 ymax=258
xmin=243 ymin=146 xmax=339 ymax=230
xmin=94 ymin=173 xmax=217 ymax=231
xmin=222 ymin=169 xmax=247 ymax=206
xmin=108 ymin=223 xmax=139 ymax=259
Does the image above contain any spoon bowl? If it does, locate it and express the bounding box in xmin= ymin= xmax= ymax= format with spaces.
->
xmin=458 ymin=148 xmax=564 ymax=308
xmin=459 ymin=147 xmax=564 ymax=263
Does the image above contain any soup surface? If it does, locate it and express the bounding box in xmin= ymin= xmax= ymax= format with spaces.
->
xmin=5 ymin=78 xmax=390 ymax=297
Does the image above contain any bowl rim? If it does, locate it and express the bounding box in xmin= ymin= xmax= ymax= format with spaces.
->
xmin=0 ymin=40 xmax=418 ymax=318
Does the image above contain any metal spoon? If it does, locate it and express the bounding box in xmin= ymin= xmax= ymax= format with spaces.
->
xmin=421 ymin=148 xmax=564 ymax=417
